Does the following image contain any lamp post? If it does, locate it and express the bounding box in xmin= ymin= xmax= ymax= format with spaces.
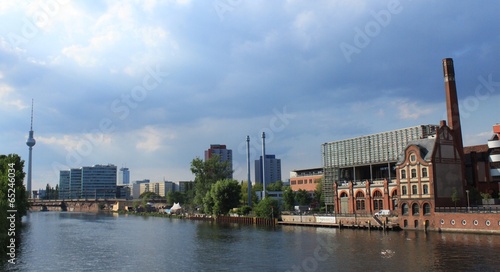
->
xmin=465 ymin=189 xmax=470 ymax=212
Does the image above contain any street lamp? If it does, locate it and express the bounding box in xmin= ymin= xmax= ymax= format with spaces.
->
xmin=465 ymin=189 xmax=470 ymax=212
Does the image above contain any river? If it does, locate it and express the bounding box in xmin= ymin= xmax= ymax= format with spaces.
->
xmin=3 ymin=212 xmax=500 ymax=271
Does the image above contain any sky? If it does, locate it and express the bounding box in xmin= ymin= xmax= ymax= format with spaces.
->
xmin=0 ymin=0 xmax=499 ymax=191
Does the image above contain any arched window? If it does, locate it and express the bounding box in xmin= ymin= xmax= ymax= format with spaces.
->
xmin=373 ymin=191 xmax=383 ymax=210
xmin=423 ymin=184 xmax=429 ymax=194
xmin=412 ymin=185 xmax=418 ymax=195
xmin=401 ymin=169 xmax=406 ymax=179
xmin=402 ymin=203 xmax=408 ymax=215
xmin=421 ymin=167 xmax=428 ymax=178
xmin=402 ymin=186 xmax=407 ymax=195
xmin=412 ymin=203 xmax=419 ymax=215
xmin=340 ymin=192 xmax=348 ymax=198
xmin=411 ymin=169 xmax=417 ymax=178
xmin=423 ymin=203 xmax=431 ymax=215
xmin=356 ymin=191 xmax=365 ymax=210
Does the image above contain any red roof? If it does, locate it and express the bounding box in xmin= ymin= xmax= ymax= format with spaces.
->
xmin=463 ymin=144 xmax=489 ymax=154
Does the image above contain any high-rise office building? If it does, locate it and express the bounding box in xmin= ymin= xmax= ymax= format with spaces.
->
xmin=59 ymin=170 xmax=70 ymax=199
xmin=205 ymin=144 xmax=233 ymax=179
xmin=59 ymin=164 xmax=117 ymax=199
xmin=81 ymin=164 xmax=117 ymax=199
xmin=255 ymin=154 xmax=282 ymax=185
xmin=118 ymin=167 xmax=130 ymax=185
xmin=70 ymin=168 xmax=82 ymax=199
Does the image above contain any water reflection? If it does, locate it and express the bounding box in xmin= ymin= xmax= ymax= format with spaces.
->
xmin=3 ymin=212 xmax=500 ymax=272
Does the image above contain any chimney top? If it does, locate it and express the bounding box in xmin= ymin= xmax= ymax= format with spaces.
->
xmin=442 ymin=58 xmax=455 ymax=78
xmin=440 ymin=120 xmax=447 ymax=127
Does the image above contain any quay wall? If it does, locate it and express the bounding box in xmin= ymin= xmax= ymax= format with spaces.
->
xmin=432 ymin=212 xmax=500 ymax=234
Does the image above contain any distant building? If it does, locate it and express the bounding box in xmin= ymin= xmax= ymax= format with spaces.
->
xmin=81 ymin=164 xmax=117 ymax=199
xmin=290 ymin=167 xmax=323 ymax=192
xmin=131 ymin=179 xmax=150 ymax=199
xmin=255 ymin=154 xmax=282 ymax=185
xmin=59 ymin=164 xmax=117 ymax=199
xmin=70 ymin=168 xmax=82 ymax=199
xmin=205 ymin=144 xmax=233 ymax=179
xmin=59 ymin=170 xmax=70 ymax=199
xmin=178 ymin=181 xmax=194 ymax=193
xmin=139 ymin=181 xmax=174 ymax=197
xmin=118 ymin=167 xmax=130 ymax=185
xmin=463 ymin=124 xmax=500 ymax=199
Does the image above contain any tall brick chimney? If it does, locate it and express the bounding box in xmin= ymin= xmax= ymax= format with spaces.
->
xmin=442 ymin=58 xmax=464 ymax=157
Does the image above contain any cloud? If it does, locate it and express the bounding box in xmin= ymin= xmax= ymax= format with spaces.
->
xmin=397 ymin=100 xmax=435 ymax=120
xmin=0 ymin=83 xmax=28 ymax=110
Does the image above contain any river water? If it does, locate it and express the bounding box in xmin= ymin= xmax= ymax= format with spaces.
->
xmin=3 ymin=212 xmax=500 ymax=272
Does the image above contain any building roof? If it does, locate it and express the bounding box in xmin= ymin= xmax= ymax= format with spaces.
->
xmin=464 ymin=144 xmax=489 ymax=154
xmin=397 ymin=138 xmax=436 ymax=164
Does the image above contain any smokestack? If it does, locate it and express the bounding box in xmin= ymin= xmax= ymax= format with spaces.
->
xmin=261 ymin=132 xmax=266 ymax=199
xmin=442 ymin=58 xmax=464 ymax=156
xmin=246 ymin=136 xmax=252 ymax=206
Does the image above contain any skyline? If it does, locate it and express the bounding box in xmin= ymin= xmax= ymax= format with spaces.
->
xmin=0 ymin=1 xmax=499 ymax=190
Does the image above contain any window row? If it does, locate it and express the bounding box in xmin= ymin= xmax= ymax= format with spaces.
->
xmin=401 ymin=184 xmax=429 ymax=195
xmin=400 ymin=167 xmax=428 ymax=179
xmin=401 ymin=203 xmax=431 ymax=215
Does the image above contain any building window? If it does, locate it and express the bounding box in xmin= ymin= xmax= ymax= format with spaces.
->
xmin=401 ymin=169 xmax=406 ymax=179
xmin=411 ymin=169 xmax=417 ymax=178
xmin=356 ymin=191 xmax=365 ymax=210
xmin=423 ymin=203 xmax=431 ymax=215
xmin=340 ymin=192 xmax=348 ymax=198
xmin=291 ymin=180 xmax=296 ymax=185
xmin=402 ymin=186 xmax=407 ymax=195
xmin=412 ymin=203 xmax=419 ymax=215
xmin=374 ymin=199 xmax=383 ymax=211
xmin=421 ymin=167 xmax=428 ymax=178
xmin=410 ymin=154 xmax=416 ymax=162
xmin=402 ymin=203 xmax=408 ymax=215
xmin=412 ymin=185 xmax=417 ymax=195
xmin=423 ymin=185 xmax=429 ymax=194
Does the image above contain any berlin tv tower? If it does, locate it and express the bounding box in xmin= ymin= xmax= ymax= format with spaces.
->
xmin=26 ymin=99 xmax=36 ymax=199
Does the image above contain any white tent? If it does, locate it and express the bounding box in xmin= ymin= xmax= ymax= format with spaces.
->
xmin=170 ymin=202 xmax=182 ymax=211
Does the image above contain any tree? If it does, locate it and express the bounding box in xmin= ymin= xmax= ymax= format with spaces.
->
xmin=451 ymin=187 xmax=460 ymax=208
xmin=282 ymin=186 xmax=295 ymax=211
xmin=295 ymin=189 xmax=312 ymax=206
xmin=191 ymin=156 xmax=233 ymax=206
xmin=240 ymin=181 xmax=258 ymax=206
xmin=254 ymin=197 xmax=279 ymax=219
xmin=139 ymin=191 xmax=162 ymax=200
xmin=0 ymin=154 xmax=28 ymax=260
xmin=313 ymin=180 xmax=324 ymax=210
xmin=206 ymin=179 xmax=241 ymax=216
xmin=266 ymin=180 xmax=283 ymax=191
xmin=167 ymin=191 xmax=184 ymax=205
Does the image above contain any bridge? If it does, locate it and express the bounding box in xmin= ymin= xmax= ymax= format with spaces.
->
xmin=29 ymin=199 xmax=132 ymax=212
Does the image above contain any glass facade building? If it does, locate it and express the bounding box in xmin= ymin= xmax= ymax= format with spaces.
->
xmin=322 ymin=125 xmax=438 ymax=206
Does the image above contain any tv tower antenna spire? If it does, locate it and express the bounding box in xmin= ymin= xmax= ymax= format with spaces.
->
xmin=26 ymin=99 xmax=36 ymax=199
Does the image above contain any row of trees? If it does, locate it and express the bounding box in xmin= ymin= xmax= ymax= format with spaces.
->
xmin=188 ymin=155 xmax=323 ymax=218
